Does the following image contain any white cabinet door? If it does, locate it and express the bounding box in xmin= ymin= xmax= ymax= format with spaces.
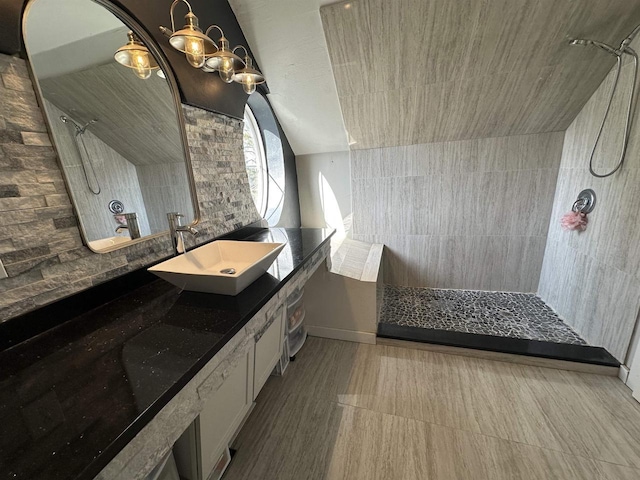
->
xmin=253 ymin=305 xmax=284 ymax=399
xmin=629 ymin=344 xmax=640 ymax=404
xmin=198 ymin=346 xmax=254 ymax=480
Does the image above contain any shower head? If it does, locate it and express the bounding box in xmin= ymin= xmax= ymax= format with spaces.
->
xmin=569 ymin=38 xmax=592 ymax=47
xmin=77 ymin=119 xmax=98 ymax=135
xmin=59 ymin=116 xmax=98 ymax=135
xmin=569 ymin=38 xmax=620 ymax=56
xmin=82 ymin=119 xmax=98 ymax=129
xmin=621 ymin=23 xmax=640 ymax=51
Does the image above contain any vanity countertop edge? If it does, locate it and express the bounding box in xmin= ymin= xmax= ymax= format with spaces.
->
xmin=0 ymin=227 xmax=334 ymax=480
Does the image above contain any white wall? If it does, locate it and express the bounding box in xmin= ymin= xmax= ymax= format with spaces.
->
xmin=305 ymin=264 xmax=379 ymax=345
xmin=627 ymin=319 xmax=640 ymax=393
xmin=229 ymin=0 xmax=349 ymax=155
xmin=296 ymin=150 xmax=351 ymax=234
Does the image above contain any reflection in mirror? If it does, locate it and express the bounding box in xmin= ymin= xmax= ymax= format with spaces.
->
xmin=23 ymin=0 xmax=196 ymax=252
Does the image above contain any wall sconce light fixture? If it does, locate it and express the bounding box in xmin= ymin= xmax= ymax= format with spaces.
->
xmin=159 ymin=0 xmax=217 ymax=69
xmin=160 ymin=0 xmax=266 ymax=94
xmin=114 ymin=31 xmax=159 ymax=80
xmin=203 ymin=25 xmax=244 ymax=83
xmin=231 ymin=46 xmax=265 ymax=94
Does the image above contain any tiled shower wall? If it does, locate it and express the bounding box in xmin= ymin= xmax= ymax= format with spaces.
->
xmin=44 ymin=100 xmax=153 ymax=240
xmin=137 ymin=162 xmax=192 ymax=234
xmin=538 ymin=38 xmax=640 ymax=362
xmin=351 ymin=132 xmax=564 ymax=292
xmin=0 ymin=53 xmax=260 ymax=321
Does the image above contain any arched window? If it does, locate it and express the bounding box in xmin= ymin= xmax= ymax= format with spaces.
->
xmin=243 ymin=104 xmax=268 ymax=217
xmin=242 ymin=94 xmax=286 ymax=226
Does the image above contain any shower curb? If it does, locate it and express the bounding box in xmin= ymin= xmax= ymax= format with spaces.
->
xmin=377 ymin=323 xmax=620 ymax=371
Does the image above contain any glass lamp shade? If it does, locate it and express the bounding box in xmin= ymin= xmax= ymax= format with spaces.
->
xmin=169 ymin=30 xmax=216 ymax=68
xmin=242 ymin=79 xmax=256 ymax=94
xmin=204 ymin=50 xmax=244 ymax=81
xmin=131 ymin=51 xmax=152 ymax=79
xmin=220 ymin=66 xmax=234 ymax=83
xmin=184 ymin=37 xmax=205 ymax=68
xmin=114 ymin=32 xmax=159 ymax=80
xmin=232 ymin=57 xmax=265 ymax=94
xmin=168 ymin=13 xmax=217 ymax=69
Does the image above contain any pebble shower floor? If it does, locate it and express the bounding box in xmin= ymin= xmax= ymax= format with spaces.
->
xmin=380 ymin=285 xmax=586 ymax=345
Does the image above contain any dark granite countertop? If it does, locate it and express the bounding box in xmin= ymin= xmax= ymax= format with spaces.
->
xmin=0 ymin=227 xmax=333 ymax=480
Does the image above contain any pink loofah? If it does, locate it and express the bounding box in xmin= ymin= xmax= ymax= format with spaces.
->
xmin=560 ymin=211 xmax=588 ymax=231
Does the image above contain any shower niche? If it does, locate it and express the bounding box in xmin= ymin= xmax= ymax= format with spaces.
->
xmin=22 ymin=0 xmax=197 ymax=252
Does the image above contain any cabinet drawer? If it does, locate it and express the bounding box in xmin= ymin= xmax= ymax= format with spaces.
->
xmin=254 ymin=305 xmax=284 ymax=399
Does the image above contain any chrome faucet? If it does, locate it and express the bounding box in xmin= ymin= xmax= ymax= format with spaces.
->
xmin=115 ymin=213 xmax=141 ymax=239
xmin=167 ymin=212 xmax=198 ymax=255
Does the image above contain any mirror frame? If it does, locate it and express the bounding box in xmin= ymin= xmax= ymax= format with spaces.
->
xmin=21 ymin=0 xmax=201 ymax=253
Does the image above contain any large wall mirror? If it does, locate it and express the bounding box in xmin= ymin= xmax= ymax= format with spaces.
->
xmin=23 ymin=0 xmax=198 ymax=252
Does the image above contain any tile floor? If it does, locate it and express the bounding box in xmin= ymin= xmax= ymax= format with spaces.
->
xmin=224 ymin=337 xmax=640 ymax=480
xmin=380 ymin=285 xmax=586 ymax=345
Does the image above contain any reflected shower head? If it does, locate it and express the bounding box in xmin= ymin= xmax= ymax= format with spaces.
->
xmin=569 ymin=38 xmax=592 ymax=46
xmin=569 ymin=38 xmax=620 ymax=56
xmin=59 ymin=116 xmax=98 ymax=135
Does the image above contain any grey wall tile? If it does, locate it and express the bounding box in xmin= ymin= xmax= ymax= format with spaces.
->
xmin=351 ymin=132 xmax=563 ymax=292
xmin=43 ymin=101 xmax=152 ymax=240
xmin=504 ymin=236 xmax=547 ymax=293
xmin=538 ymin=38 xmax=640 ymax=361
xmin=136 ymin=162 xmax=192 ymax=233
xmin=321 ymin=0 xmax=640 ymax=150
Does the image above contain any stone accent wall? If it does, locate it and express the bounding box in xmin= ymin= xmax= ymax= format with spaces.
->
xmin=0 ymin=53 xmax=260 ymax=321
xmin=181 ymin=104 xmax=260 ymax=245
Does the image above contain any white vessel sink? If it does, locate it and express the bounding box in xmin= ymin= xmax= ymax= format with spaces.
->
xmin=148 ymin=240 xmax=286 ymax=295
xmin=88 ymin=236 xmax=132 ymax=251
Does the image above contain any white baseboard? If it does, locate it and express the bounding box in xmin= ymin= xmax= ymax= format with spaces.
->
xmin=307 ymin=325 xmax=376 ymax=345
xmin=619 ymin=365 xmax=630 ymax=384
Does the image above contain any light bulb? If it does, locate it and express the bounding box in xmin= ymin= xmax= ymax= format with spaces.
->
xmin=131 ymin=50 xmax=152 ymax=79
xmin=184 ymin=36 xmax=205 ymax=68
xmin=219 ymin=66 xmax=234 ymax=83
xmin=242 ymin=78 xmax=256 ymax=94
xmin=221 ymin=57 xmax=233 ymax=71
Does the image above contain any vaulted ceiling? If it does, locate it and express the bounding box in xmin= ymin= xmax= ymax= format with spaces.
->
xmin=40 ymin=63 xmax=184 ymax=167
xmin=320 ymin=0 xmax=640 ymax=150
xmin=229 ymin=0 xmax=350 ymax=155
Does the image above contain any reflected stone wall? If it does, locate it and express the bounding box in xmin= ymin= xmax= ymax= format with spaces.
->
xmin=0 ymin=54 xmax=260 ymax=320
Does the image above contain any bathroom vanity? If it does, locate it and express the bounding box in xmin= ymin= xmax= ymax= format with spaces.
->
xmin=0 ymin=227 xmax=333 ymax=480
